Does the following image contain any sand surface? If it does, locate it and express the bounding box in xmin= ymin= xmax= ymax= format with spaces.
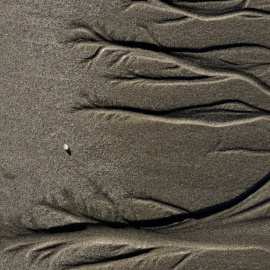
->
xmin=1 ymin=0 xmax=270 ymax=269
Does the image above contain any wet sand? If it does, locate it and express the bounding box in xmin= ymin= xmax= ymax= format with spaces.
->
xmin=1 ymin=0 xmax=270 ymax=269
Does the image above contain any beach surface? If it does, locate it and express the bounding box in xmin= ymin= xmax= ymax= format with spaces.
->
xmin=1 ymin=1 xmax=270 ymax=269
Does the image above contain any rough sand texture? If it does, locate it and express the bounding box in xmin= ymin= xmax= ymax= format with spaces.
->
xmin=0 ymin=0 xmax=270 ymax=269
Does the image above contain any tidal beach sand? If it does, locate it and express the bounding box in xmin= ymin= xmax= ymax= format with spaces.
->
xmin=1 ymin=1 xmax=270 ymax=269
